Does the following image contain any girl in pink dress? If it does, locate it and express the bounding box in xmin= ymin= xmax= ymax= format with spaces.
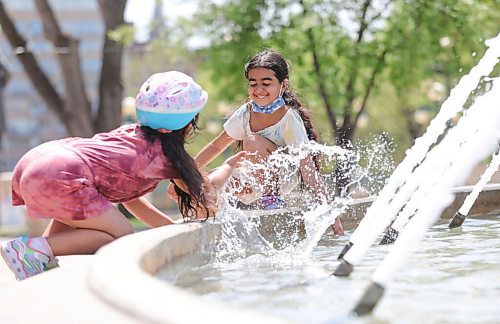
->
xmin=1 ymin=71 xmax=244 ymax=280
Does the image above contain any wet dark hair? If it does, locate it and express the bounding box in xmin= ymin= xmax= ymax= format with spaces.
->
xmin=140 ymin=115 xmax=214 ymax=221
xmin=244 ymin=49 xmax=321 ymax=169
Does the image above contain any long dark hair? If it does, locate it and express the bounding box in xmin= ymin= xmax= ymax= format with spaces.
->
xmin=244 ymin=49 xmax=321 ymax=169
xmin=140 ymin=115 xmax=213 ymax=220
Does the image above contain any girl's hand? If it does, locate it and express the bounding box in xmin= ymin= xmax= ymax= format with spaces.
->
xmin=209 ymin=151 xmax=248 ymax=189
xmin=223 ymin=151 xmax=248 ymax=168
xmin=167 ymin=182 xmax=178 ymax=200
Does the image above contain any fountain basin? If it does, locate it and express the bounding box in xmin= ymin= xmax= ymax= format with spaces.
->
xmin=87 ymin=184 xmax=500 ymax=323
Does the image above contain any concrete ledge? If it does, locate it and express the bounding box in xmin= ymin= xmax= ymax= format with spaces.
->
xmin=0 ymin=255 xmax=137 ymax=324
xmin=447 ymin=183 xmax=500 ymax=217
xmin=88 ymin=222 xmax=287 ymax=324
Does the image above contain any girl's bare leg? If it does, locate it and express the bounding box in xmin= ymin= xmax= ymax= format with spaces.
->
xmin=45 ymin=206 xmax=134 ymax=255
xmin=242 ymin=134 xmax=279 ymax=195
xmin=242 ymin=134 xmax=276 ymax=161
xmin=43 ymin=219 xmax=74 ymax=237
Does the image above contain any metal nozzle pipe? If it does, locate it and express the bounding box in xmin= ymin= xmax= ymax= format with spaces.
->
xmin=351 ymin=282 xmax=385 ymax=316
xmin=448 ymin=212 xmax=466 ymax=229
xmin=337 ymin=241 xmax=353 ymax=260
xmin=332 ymin=259 xmax=354 ymax=277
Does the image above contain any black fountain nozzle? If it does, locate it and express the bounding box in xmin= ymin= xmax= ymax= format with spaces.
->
xmin=449 ymin=212 xmax=466 ymax=229
xmin=351 ymin=282 xmax=385 ymax=316
xmin=332 ymin=259 xmax=354 ymax=277
xmin=379 ymin=226 xmax=399 ymax=245
xmin=337 ymin=241 xmax=353 ymax=260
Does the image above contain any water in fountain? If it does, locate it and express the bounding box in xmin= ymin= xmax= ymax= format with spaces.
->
xmin=159 ymin=216 xmax=500 ymax=323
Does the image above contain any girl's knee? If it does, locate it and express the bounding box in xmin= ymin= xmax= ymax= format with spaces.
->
xmin=242 ymin=134 xmax=276 ymax=153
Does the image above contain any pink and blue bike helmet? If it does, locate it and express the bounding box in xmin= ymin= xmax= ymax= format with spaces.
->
xmin=135 ymin=71 xmax=208 ymax=130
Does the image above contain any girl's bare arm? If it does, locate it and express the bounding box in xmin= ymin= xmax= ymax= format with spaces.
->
xmin=122 ymin=197 xmax=176 ymax=227
xmin=299 ymin=156 xmax=328 ymax=199
xmin=195 ymin=131 xmax=236 ymax=168
xmin=299 ymin=156 xmax=345 ymax=235
xmin=168 ymin=131 xmax=237 ymax=198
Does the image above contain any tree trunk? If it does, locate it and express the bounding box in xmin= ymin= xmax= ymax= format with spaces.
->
xmin=0 ymin=1 xmax=126 ymax=137
xmin=299 ymin=0 xmax=338 ymax=139
xmin=338 ymin=0 xmax=371 ymax=147
xmin=96 ymin=0 xmax=126 ymax=133
xmin=34 ymin=0 xmax=93 ymax=137
xmin=402 ymin=107 xmax=422 ymax=144
xmin=0 ymin=2 xmax=69 ymax=128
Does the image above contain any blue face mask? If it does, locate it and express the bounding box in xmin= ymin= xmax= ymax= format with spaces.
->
xmin=250 ymin=83 xmax=285 ymax=114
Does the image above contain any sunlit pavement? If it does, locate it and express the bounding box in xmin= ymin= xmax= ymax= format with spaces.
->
xmin=0 ymin=237 xmax=16 ymax=288
xmin=0 ymin=237 xmax=86 ymax=287
xmin=0 ymin=237 xmax=138 ymax=323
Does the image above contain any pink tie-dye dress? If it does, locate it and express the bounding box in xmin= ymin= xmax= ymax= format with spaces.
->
xmin=11 ymin=124 xmax=179 ymax=221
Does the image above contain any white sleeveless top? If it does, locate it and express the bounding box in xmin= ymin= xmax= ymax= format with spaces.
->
xmin=223 ymin=103 xmax=309 ymax=147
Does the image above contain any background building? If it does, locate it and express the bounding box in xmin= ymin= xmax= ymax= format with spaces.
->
xmin=0 ymin=0 xmax=104 ymax=171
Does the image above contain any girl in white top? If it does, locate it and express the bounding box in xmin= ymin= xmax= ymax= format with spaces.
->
xmin=188 ymin=50 xmax=343 ymax=235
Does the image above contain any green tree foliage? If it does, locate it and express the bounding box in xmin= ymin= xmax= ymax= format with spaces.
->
xmin=185 ymin=0 xmax=498 ymax=161
xmin=185 ymin=1 xmax=271 ymax=103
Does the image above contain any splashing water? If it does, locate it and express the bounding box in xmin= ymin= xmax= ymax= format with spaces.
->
xmin=298 ymin=201 xmax=349 ymax=256
xmin=343 ymin=133 xmax=395 ymax=196
xmin=211 ymin=137 xmax=394 ymax=262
